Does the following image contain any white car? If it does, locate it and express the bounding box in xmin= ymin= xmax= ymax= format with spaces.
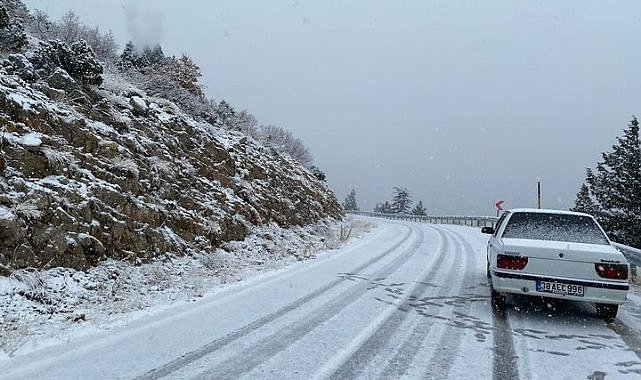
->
xmin=483 ymin=208 xmax=629 ymax=321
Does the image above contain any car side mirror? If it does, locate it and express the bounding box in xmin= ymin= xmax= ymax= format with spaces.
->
xmin=481 ymin=226 xmax=494 ymax=235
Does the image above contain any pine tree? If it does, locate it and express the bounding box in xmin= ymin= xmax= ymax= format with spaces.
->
xmin=585 ymin=117 xmax=641 ymax=247
xmin=142 ymin=44 xmax=165 ymax=66
xmin=391 ymin=187 xmax=412 ymax=214
xmin=570 ymin=181 xmax=599 ymax=216
xmin=379 ymin=201 xmax=393 ymax=214
xmin=411 ymin=200 xmax=427 ymax=216
xmin=342 ymin=189 xmax=359 ymax=211
xmin=118 ymin=41 xmax=138 ymax=70
xmin=215 ymin=100 xmax=236 ymax=128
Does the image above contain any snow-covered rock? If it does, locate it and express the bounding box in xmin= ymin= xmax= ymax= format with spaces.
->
xmin=129 ymin=96 xmax=148 ymax=115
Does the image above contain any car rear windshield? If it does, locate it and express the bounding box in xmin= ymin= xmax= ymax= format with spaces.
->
xmin=501 ymin=212 xmax=609 ymax=245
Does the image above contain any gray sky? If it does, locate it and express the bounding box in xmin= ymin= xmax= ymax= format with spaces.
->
xmin=23 ymin=0 xmax=641 ymax=215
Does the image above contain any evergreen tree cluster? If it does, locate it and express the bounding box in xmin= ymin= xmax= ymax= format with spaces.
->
xmin=411 ymin=201 xmax=427 ymax=216
xmin=571 ymin=117 xmax=641 ymax=248
xmin=374 ymin=201 xmax=393 ymax=214
xmin=342 ymin=189 xmax=359 ymax=211
xmin=118 ymin=42 xmax=205 ymax=99
xmin=374 ymin=187 xmax=428 ymax=216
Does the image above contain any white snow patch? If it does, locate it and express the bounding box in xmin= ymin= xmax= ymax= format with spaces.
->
xmin=0 ymin=206 xmax=15 ymax=221
xmin=20 ymin=133 xmax=42 ymax=147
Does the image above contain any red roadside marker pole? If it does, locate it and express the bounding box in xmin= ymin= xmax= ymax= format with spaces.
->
xmin=495 ymin=200 xmax=504 ymax=217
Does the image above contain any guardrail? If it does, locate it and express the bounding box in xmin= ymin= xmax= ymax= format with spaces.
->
xmin=348 ymin=211 xmax=641 ymax=280
xmin=347 ymin=211 xmax=498 ymax=228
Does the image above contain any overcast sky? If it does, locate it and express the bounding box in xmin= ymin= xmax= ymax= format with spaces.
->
xmin=22 ymin=0 xmax=641 ymax=215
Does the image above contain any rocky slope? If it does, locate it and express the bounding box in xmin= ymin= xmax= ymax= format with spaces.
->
xmin=0 ymin=60 xmax=341 ymax=274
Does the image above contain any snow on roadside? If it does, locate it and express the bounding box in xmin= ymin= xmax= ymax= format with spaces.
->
xmin=0 ymin=216 xmax=374 ymax=359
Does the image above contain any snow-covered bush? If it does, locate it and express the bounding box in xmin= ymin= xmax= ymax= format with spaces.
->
xmin=309 ymin=165 xmax=326 ymax=181
xmin=12 ymin=200 xmax=42 ymax=221
xmin=148 ymin=156 xmax=174 ymax=177
xmin=1 ymin=54 xmax=37 ymax=82
xmin=0 ymin=6 xmax=28 ymax=52
xmin=40 ymin=146 xmax=76 ymax=169
xmin=144 ymin=72 xmax=212 ymax=119
xmin=259 ymin=124 xmax=313 ymax=168
xmin=111 ymin=157 xmax=140 ymax=177
xmin=32 ymin=39 xmax=104 ymax=86
xmin=233 ymin=110 xmax=260 ymax=138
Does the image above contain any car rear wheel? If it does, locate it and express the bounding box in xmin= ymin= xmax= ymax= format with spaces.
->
xmin=490 ymin=284 xmax=506 ymax=311
xmin=596 ymin=303 xmax=618 ymax=322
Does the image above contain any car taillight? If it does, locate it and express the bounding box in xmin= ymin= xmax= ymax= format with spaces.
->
xmin=497 ymin=254 xmax=528 ymax=270
xmin=595 ymin=263 xmax=628 ymax=280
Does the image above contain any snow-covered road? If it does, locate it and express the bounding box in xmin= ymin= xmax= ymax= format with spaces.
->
xmin=3 ymin=218 xmax=641 ymax=379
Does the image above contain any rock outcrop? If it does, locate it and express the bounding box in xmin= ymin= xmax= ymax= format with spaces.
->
xmin=0 ymin=62 xmax=341 ymax=272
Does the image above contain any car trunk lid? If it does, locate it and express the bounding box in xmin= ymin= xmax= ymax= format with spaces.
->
xmin=501 ymin=238 xmax=628 ymax=281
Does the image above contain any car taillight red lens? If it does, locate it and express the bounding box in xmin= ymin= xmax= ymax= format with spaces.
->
xmin=595 ymin=263 xmax=628 ymax=280
xmin=497 ymin=254 xmax=528 ymax=270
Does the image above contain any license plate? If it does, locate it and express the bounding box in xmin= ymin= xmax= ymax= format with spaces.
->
xmin=536 ymin=280 xmax=584 ymax=297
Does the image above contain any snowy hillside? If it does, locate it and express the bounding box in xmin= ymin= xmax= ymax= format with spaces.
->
xmin=0 ymin=8 xmax=341 ymax=274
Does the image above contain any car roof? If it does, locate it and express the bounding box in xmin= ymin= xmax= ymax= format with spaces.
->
xmin=505 ymin=208 xmax=593 ymax=217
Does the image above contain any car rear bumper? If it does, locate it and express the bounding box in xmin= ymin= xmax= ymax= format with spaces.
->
xmin=490 ymin=269 xmax=629 ymax=304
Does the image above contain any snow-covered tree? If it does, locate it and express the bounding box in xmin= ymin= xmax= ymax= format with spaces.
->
xmin=391 ymin=187 xmax=412 ymax=214
xmin=380 ymin=201 xmax=393 ymax=213
xmin=142 ymin=44 xmax=165 ymax=66
xmin=374 ymin=201 xmax=393 ymax=213
xmin=260 ymin=124 xmax=313 ymax=168
xmin=570 ymin=181 xmax=600 ymax=217
xmin=118 ymin=41 xmax=139 ymax=70
xmin=26 ymin=8 xmax=50 ymax=35
xmin=69 ymin=40 xmax=104 ymax=85
xmin=309 ymin=166 xmax=326 ymax=181
xmin=411 ymin=200 xmax=427 ymax=216
xmin=215 ymin=100 xmax=237 ymax=128
xmin=173 ymin=54 xmax=204 ymax=98
xmin=32 ymin=39 xmax=104 ymax=86
xmin=585 ymin=117 xmax=641 ymax=248
xmin=0 ymin=5 xmax=28 ymax=52
xmin=342 ymin=189 xmax=359 ymax=211
xmin=34 ymin=11 xmax=118 ymax=62
xmin=233 ymin=110 xmax=260 ymax=138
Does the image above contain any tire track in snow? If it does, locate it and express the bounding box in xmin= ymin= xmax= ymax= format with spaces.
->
xmin=192 ymin=226 xmax=427 ymax=380
xmin=326 ymin=226 xmax=452 ymax=379
xmin=136 ymin=225 xmax=416 ymax=380
xmin=417 ymin=226 xmax=478 ymax=379
xmin=608 ymin=320 xmax=641 ymax=360
xmin=491 ymin=281 xmax=519 ymax=379
xmin=492 ymin=309 xmax=519 ymax=380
